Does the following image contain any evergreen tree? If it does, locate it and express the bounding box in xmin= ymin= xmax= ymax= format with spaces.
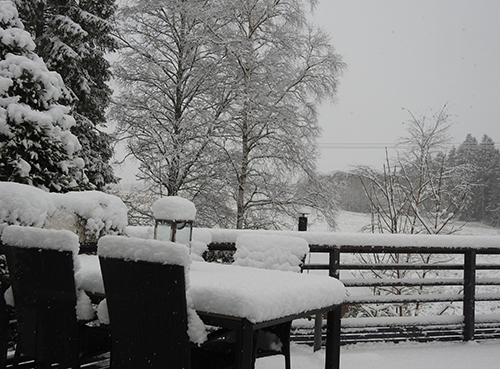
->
xmin=0 ymin=0 xmax=85 ymax=192
xmin=477 ymin=135 xmax=500 ymax=225
xmin=455 ymin=134 xmax=500 ymax=225
xmin=14 ymin=0 xmax=118 ymax=190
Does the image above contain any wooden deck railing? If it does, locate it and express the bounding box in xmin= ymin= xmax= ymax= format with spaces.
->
xmin=206 ymin=231 xmax=500 ymax=345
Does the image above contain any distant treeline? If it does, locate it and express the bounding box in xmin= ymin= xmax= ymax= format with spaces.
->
xmin=333 ymin=133 xmax=500 ymax=228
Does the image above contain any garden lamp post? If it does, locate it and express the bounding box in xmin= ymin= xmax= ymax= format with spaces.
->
xmin=298 ymin=209 xmax=309 ymax=231
xmin=153 ymin=196 xmax=196 ymax=246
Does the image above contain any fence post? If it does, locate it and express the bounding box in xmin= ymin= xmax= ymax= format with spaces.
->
xmin=463 ymin=250 xmax=476 ymax=341
xmin=312 ymin=248 xmax=341 ymax=352
xmin=329 ymin=249 xmax=340 ymax=279
xmin=326 ymin=249 xmax=341 ymax=369
xmin=298 ymin=212 xmax=324 ymax=352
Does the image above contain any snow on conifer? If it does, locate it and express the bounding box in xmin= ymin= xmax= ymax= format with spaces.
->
xmin=0 ymin=1 xmax=86 ymax=192
xmin=14 ymin=0 xmax=118 ymax=190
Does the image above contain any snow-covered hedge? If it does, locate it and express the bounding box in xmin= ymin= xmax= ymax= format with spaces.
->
xmin=0 ymin=181 xmax=128 ymax=243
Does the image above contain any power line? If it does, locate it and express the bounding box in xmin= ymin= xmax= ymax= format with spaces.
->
xmin=318 ymin=142 xmax=500 ymax=150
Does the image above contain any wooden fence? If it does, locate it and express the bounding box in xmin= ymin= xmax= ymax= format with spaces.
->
xmin=206 ymin=231 xmax=500 ymax=346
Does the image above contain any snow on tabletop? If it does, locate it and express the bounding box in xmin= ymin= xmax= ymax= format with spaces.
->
xmin=1 ymin=225 xmax=79 ymax=254
xmin=188 ymin=261 xmax=346 ymax=323
xmin=97 ymin=235 xmax=191 ymax=268
xmin=0 ymin=182 xmax=55 ymax=228
xmin=152 ymin=196 xmax=196 ymax=220
xmin=206 ymin=228 xmax=500 ymax=250
xmin=234 ymin=233 xmax=309 ymax=272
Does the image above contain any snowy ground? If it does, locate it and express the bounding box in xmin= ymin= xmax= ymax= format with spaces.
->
xmin=328 ymin=210 xmax=500 ymax=236
xmin=256 ymin=340 xmax=500 ymax=369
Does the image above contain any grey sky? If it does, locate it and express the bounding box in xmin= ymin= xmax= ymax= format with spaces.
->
xmin=313 ymin=0 xmax=500 ymax=173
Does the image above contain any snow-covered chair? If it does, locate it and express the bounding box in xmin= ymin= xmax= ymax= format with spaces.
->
xmin=97 ymin=236 xmax=234 ymax=369
xmin=234 ymin=233 xmax=310 ymax=369
xmin=233 ymin=233 xmax=309 ymax=272
xmin=1 ymin=281 xmax=8 ymax=369
xmin=1 ymin=226 xmax=110 ymax=368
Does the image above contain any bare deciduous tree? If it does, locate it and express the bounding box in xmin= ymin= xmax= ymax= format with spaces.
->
xmin=351 ymin=106 xmax=473 ymax=317
xmin=111 ymin=0 xmax=344 ymax=229
xmin=211 ymin=0 xmax=345 ymax=228
xmin=111 ymin=0 xmax=232 ymax=200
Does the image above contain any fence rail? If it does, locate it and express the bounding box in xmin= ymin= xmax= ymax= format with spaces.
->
xmin=207 ymin=232 xmax=500 ymax=345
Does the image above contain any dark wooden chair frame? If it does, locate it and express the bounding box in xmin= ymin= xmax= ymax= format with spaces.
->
xmin=4 ymin=245 xmax=109 ymax=369
xmin=99 ymin=256 xmax=234 ymax=369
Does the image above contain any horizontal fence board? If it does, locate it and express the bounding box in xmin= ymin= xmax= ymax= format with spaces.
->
xmin=291 ymin=321 xmax=500 ymax=346
xmin=344 ymin=293 xmax=464 ymax=304
xmin=342 ymin=278 xmax=465 ymax=287
xmin=338 ymin=264 xmax=465 ymax=270
xmin=475 ymin=293 xmax=500 ymax=301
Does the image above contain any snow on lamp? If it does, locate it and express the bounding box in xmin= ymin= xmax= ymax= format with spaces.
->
xmin=152 ymin=196 xmax=196 ymax=245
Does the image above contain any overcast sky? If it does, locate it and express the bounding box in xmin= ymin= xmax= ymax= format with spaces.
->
xmin=312 ymin=0 xmax=500 ymax=173
xmin=115 ymin=1 xmax=500 ymax=183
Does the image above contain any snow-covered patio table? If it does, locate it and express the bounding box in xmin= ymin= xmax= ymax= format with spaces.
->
xmin=77 ymin=255 xmax=346 ymax=369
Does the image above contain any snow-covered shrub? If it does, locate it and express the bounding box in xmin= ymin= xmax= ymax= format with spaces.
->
xmin=0 ymin=181 xmax=128 ymax=243
xmin=0 ymin=181 xmax=54 ymax=228
xmin=46 ymin=191 xmax=128 ymax=244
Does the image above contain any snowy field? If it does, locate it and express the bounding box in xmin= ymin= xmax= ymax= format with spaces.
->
xmin=315 ymin=210 xmax=500 ymax=236
xmin=256 ymin=340 xmax=500 ymax=369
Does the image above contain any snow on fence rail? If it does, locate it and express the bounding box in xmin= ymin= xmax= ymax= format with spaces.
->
xmin=205 ymin=229 xmax=500 ymax=344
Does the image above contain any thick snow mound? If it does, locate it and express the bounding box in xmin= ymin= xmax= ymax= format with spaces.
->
xmin=152 ymin=196 xmax=196 ymax=220
xmin=49 ymin=191 xmax=128 ymax=242
xmin=0 ymin=182 xmax=54 ymax=227
xmin=97 ymin=235 xmax=191 ymax=268
xmin=1 ymin=224 xmax=79 ymax=254
xmin=234 ymin=233 xmax=309 ymax=272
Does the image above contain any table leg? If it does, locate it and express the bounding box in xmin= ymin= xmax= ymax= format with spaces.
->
xmin=236 ymin=319 xmax=255 ymax=369
xmin=325 ymin=306 xmax=341 ymax=369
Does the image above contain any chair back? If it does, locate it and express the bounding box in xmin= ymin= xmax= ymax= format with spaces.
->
xmin=4 ymin=245 xmax=79 ymax=366
xmin=98 ymin=237 xmax=191 ymax=369
xmin=1 ymin=280 xmax=8 ymax=369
